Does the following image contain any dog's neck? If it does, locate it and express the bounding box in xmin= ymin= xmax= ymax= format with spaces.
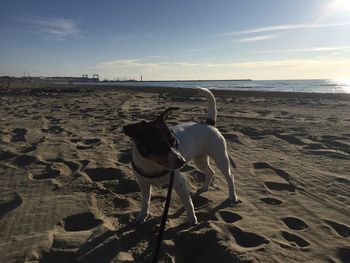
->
xmin=131 ymin=143 xmax=166 ymax=175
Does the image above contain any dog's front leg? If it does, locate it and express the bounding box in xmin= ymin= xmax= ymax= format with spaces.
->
xmin=174 ymin=173 xmax=198 ymax=226
xmin=134 ymin=180 xmax=152 ymax=223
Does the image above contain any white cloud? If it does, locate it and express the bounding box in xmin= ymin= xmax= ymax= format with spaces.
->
xmin=237 ymin=34 xmax=278 ymax=42
xmin=20 ymin=16 xmax=81 ymax=41
xmin=96 ymin=59 xmax=200 ymax=69
xmin=258 ymin=46 xmax=350 ymax=53
xmin=220 ymin=22 xmax=350 ymax=36
xmin=327 ymin=0 xmax=350 ymax=13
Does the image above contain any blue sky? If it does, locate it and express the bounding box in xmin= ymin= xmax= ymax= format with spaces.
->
xmin=1 ymin=0 xmax=350 ymax=80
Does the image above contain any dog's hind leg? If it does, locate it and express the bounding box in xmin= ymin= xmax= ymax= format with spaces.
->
xmin=213 ymin=152 xmax=238 ymax=204
xmin=193 ymin=155 xmax=214 ymax=194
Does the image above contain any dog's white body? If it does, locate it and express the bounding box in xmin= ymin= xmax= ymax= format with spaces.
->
xmin=131 ymin=88 xmax=237 ymax=225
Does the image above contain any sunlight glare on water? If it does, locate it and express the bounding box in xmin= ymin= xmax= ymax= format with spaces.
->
xmin=331 ymin=79 xmax=350 ymax=93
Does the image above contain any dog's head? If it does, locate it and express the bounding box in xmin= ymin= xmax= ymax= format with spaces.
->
xmin=123 ymin=107 xmax=186 ymax=170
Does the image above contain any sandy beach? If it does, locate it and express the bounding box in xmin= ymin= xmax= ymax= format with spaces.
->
xmin=0 ymin=85 xmax=349 ymax=262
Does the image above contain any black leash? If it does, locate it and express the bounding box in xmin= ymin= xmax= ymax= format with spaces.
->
xmin=151 ymin=170 xmax=175 ymax=263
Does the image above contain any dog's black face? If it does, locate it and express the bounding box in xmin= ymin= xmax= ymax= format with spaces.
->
xmin=123 ymin=107 xmax=186 ymax=170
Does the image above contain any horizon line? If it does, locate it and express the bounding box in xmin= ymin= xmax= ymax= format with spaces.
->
xmin=4 ymin=75 xmax=345 ymax=82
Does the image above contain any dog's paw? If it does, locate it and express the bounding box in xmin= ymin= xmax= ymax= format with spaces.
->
xmin=132 ymin=213 xmax=148 ymax=224
xmin=186 ymin=220 xmax=198 ymax=228
xmin=227 ymin=198 xmax=240 ymax=206
xmin=186 ymin=216 xmax=198 ymax=227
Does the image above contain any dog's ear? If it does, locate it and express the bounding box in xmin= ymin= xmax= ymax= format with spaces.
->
xmin=123 ymin=121 xmax=146 ymax=140
xmin=157 ymin=107 xmax=180 ymax=123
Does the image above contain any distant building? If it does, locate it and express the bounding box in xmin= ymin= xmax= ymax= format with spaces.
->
xmin=47 ymin=76 xmax=99 ymax=82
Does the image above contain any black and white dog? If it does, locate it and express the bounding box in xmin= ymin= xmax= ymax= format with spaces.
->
xmin=123 ymin=87 xmax=238 ymax=225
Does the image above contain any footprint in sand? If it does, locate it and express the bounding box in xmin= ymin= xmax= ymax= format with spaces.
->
xmin=195 ymin=212 xmax=218 ymax=222
xmin=80 ymin=160 xmax=90 ymax=170
xmin=0 ymin=150 xmax=16 ymax=161
xmin=85 ymin=167 xmax=124 ymax=181
xmin=71 ymin=138 xmax=100 ymax=150
xmin=303 ymin=135 xmax=350 ymax=159
xmin=191 ymin=195 xmax=210 ymax=209
xmin=11 ymin=128 xmax=27 ymax=142
xmin=338 ymin=247 xmax=350 ymax=263
xmin=85 ymin=167 xmax=139 ymax=194
xmin=281 ymin=217 xmax=308 ymax=230
xmin=240 ymin=127 xmax=266 ymax=140
xmin=30 ymin=162 xmax=70 ymax=180
xmin=70 ymin=138 xmax=81 ymax=143
xmin=175 ymin=222 xmax=268 ymax=263
xmin=253 ymin=162 xmax=296 ymax=194
xmin=259 ymin=197 xmax=283 ymax=205
xmin=76 ymin=143 xmax=94 ymax=150
xmin=59 ymin=159 xmax=80 ymax=172
xmin=324 ymin=219 xmax=350 ymax=238
xmin=230 ymin=226 xmax=269 ymax=248
xmin=264 ymin=181 xmax=295 ymax=192
xmin=222 ymin=133 xmax=242 ymax=144
xmin=112 ymin=178 xmax=140 ymax=195
xmin=219 ymin=210 xmax=243 ymax=223
xmin=113 ymin=197 xmax=134 ymax=210
xmin=42 ymin=125 xmax=64 ymax=134
xmin=304 ymin=148 xmax=349 ymax=160
xmin=84 ymin=138 xmax=100 ymax=145
xmin=117 ymin=150 xmax=132 ymax=164
xmin=61 ymin=212 xmax=103 ymax=231
xmin=41 ymin=212 xmax=120 ymax=263
xmin=48 ymin=117 xmax=63 ymax=125
xmin=280 ymin=231 xmax=310 ymax=248
xmin=0 ymin=192 xmax=22 ymax=219
xmin=254 ymin=162 xmax=290 ymax=180
xmin=322 ymin=138 xmax=350 ymax=154
xmin=273 ymin=132 xmax=305 ymax=146
xmin=12 ymin=154 xmax=37 ymax=167
xmin=21 ymin=137 xmax=45 ymax=153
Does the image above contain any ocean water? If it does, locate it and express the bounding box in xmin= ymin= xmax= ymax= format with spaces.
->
xmin=77 ymin=79 xmax=350 ymax=93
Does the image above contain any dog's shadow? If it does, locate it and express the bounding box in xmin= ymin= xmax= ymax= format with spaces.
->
xmin=114 ymin=216 xmax=159 ymax=262
xmin=170 ymin=194 xmax=235 ymax=220
xmin=115 ymin=198 xmax=237 ymax=262
xmin=115 ymin=214 xmax=189 ymax=262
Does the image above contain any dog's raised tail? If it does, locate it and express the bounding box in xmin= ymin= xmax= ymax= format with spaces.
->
xmin=197 ymin=87 xmax=217 ymax=126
